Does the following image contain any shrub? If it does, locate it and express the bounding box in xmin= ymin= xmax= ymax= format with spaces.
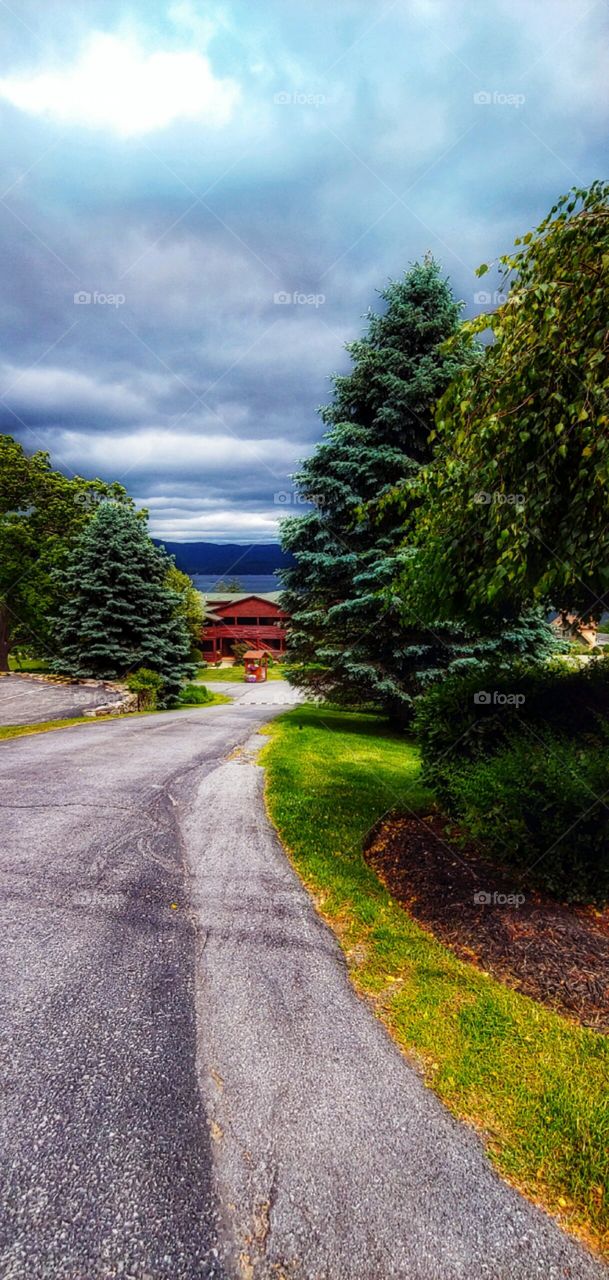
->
xmin=414 ymin=657 xmax=609 ymax=802
xmin=127 ymin=667 xmax=164 ymax=711
xmin=415 ymin=658 xmax=609 ymax=902
xmin=447 ymin=735 xmax=609 ymax=903
xmin=177 ymin=682 xmax=213 ymax=706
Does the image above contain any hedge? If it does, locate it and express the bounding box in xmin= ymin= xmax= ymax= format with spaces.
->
xmin=414 ymin=658 xmax=609 ymax=802
xmin=447 ymin=734 xmax=609 ymax=902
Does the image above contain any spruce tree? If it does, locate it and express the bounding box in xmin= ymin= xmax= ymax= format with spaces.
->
xmin=52 ymin=502 xmax=193 ymax=701
xmin=281 ymin=260 xmax=556 ymax=721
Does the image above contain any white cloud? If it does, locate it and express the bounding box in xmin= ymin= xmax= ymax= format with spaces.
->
xmin=53 ymin=427 xmax=301 ymax=476
xmin=145 ymin=506 xmax=280 ymax=540
xmin=0 ymin=362 xmax=151 ymax=420
xmin=0 ymin=32 xmax=240 ymax=136
xmin=168 ymin=2 xmax=222 ymax=50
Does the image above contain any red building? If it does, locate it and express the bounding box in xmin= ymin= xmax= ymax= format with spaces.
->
xmin=201 ymin=592 xmax=289 ymax=663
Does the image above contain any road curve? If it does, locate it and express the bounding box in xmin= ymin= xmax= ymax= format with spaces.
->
xmin=0 ymin=693 xmax=605 ymax=1279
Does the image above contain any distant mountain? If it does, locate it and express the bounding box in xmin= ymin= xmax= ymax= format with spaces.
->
xmin=154 ymin=540 xmax=294 ymax=576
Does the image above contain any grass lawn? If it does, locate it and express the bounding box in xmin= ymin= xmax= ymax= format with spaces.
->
xmin=262 ymin=704 xmax=609 ymax=1255
xmin=196 ymin=664 xmax=284 ymax=682
xmin=8 ymin=656 xmax=51 ymax=672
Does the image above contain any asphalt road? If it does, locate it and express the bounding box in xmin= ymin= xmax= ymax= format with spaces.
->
xmin=0 ymin=674 xmax=121 ymax=724
xmin=0 ymin=692 xmax=606 ymax=1279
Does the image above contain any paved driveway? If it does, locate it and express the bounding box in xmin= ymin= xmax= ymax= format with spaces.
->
xmin=200 ymin=678 xmax=303 ymax=708
xmin=0 ymin=674 xmax=121 ymax=724
xmin=0 ymin=698 xmax=605 ymax=1279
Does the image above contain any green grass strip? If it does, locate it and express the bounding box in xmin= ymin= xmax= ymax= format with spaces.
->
xmin=196 ymin=664 xmax=284 ymax=682
xmin=262 ymin=704 xmax=609 ymax=1256
xmin=0 ymin=716 xmax=97 ymax=740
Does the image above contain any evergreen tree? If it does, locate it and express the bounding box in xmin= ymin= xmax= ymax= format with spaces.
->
xmin=52 ymin=502 xmax=193 ymax=701
xmin=281 ymin=261 xmax=556 ymax=720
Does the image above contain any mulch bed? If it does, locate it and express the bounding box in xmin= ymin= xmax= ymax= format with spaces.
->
xmin=365 ymin=813 xmax=609 ymax=1032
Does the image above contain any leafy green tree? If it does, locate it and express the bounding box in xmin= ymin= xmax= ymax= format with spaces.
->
xmin=164 ymin=563 xmax=204 ymax=658
xmin=52 ymin=503 xmax=193 ymax=701
xmin=415 ymin=182 xmax=609 ymax=625
xmin=0 ymin=434 xmax=131 ymax=670
xmin=280 ymin=260 xmax=555 ymax=719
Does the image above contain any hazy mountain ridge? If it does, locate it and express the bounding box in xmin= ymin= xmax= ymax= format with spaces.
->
xmin=154 ymin=540 xmax=294 ymax=575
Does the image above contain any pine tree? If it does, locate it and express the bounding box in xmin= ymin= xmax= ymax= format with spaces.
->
xmin=52 ymin=502 xmax=193 ymax=701
xmin=281 ymin=260 xmax=557 ymax=721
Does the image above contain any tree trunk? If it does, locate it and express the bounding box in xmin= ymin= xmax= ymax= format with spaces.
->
xmin=0 ymin=603 xmax=11 ymax=672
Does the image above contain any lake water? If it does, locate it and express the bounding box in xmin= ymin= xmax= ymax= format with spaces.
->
xmin=191 ymin=574 xmax=281 ymax=594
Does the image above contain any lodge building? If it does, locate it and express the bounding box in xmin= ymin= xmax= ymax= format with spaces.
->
xmin=200 ymin=592 xmax=289 ymax=663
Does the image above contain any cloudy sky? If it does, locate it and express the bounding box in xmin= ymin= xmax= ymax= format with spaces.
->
xmin=0 ymin=0 xmax=607 ymax=542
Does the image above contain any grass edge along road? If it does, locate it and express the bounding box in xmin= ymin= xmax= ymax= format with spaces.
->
xmin=261 ymin=705 xmax=609 ymax=1257
xmin=0 ymin=715 xmax=97 ymax=741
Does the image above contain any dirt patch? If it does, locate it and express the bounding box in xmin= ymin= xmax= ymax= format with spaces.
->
xmin=365 ymin=813 xmax=609 ymax=1032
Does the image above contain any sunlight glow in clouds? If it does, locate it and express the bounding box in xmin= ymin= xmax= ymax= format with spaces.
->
xmin=0 ymin=32 xmax=240 ymax=136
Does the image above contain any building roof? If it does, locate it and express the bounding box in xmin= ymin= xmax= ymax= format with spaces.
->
xmin=243 ymin=649 xmax=270 ymax=659
xmin=201 ymin=591 xmax=282 ymax=604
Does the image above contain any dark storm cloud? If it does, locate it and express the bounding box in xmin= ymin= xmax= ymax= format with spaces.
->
xmin=0 ymin=0 xmax=607 ymax=538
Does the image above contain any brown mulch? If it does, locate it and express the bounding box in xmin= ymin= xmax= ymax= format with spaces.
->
xmin=365 ymin=813 xmax=609 ymax=1032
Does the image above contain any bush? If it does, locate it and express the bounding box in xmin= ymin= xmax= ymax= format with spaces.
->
xmin=127 ymin=667 xmax=165 ymax=711
xmin=414 ymin=657 xmax=609 ymax=802
xmin=447 ymin=735 xmax=609 ymax=903
xmin=177 ymin=682 xmax=213 ymax=706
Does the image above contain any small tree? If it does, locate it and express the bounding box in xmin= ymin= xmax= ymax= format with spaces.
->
xmin=231 ymin=641 xmax=250 ymax=665
xmin=164 ymin=563 xmax=204 ymax=659
xmin=52 ymin=503 xmax=193 ymax=701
